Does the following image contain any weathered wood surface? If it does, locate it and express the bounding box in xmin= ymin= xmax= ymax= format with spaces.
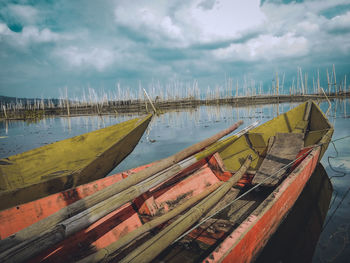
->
xmin=252 ymin=133 xmax=304 ymax=187
xmin=120 ymin=156 xmax=252 ymax=263
xmin=78 ymin=182 xmax=222 ymax=263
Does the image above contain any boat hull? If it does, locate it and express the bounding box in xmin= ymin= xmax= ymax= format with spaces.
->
xmin=256 ymin=163 xmax=333 ymax=263
xmin=203 ymin=146 xmax=323 ymax=263
xmin=0 ymin=114 xmax=152 ymax=210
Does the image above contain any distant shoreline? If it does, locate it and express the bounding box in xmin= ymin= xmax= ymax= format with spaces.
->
xmin=1 ymin=92 xmax=348 ymax=121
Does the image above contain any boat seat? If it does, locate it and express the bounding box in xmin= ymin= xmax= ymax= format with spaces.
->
xmin=252 ymin=133 xmax=304 ymax=187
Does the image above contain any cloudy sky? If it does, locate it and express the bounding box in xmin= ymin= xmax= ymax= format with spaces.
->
xmin=0 ymin=0 xmax=350 ymax=98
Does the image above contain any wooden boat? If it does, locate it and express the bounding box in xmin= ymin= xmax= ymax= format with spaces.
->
xmin=0 ymin=101 xmax=333 ymax=263
xmin=256 ymin=163 xmax=333 ymax=263
xmin=0 ymin=114 xmax=152 ymax=211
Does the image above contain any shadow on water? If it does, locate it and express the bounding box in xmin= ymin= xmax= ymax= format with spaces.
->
xmin=256 ymin=163 xmax=333 ymax=263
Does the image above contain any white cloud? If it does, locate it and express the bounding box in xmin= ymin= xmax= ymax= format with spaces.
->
xmin=188 ymin=0 xmax=265 ymax=41
xmin=326 ymin=11 xmax=350 ymax=32
xmin=114 ymin=3 xmax=184 ymax=43
xmin=54 ymin=46 xmax=116 ymax=71
xmin=0 ymin=23 xmax=12 ymax=36
xmin=211 ymin=0 xmax=349 ymax=63
xmin=0 ymin=24 xmax=72 ymax=49
xmin=7 ymin=4 xmax=39 ymax=24
xmin=114 ymin=0 xmax=265 ymax=45
xmin=20 ymin=26 xmax=62 ymax=43
xmin=214 ymin=33 xmax=308 ymax=61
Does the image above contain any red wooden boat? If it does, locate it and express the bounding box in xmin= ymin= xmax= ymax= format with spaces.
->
xmin=0 ymin=101 xmax=333 ymax=263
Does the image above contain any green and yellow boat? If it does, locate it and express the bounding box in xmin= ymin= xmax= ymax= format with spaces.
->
xmin=0 ymin=114 xmax=152 ymax=211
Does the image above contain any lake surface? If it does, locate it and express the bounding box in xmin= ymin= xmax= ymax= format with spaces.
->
xmin=1 ymin=99 xmax=349 ymax=262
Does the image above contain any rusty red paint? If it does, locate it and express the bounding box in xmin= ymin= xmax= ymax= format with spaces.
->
xmin=0 ymin=164 xmax=153 ymax=239
xmin=203 ymin=148 xmax=320 ymax=263
xmin=0 ymin=140 xmax=319 ymax=263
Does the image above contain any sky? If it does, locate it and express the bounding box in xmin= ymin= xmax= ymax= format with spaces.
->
xmin=0 ymin=0 xmax=350 ymax=98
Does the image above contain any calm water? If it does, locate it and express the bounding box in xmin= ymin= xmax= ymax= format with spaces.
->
xmin=0 ymin=100 xmax=349 ymax=262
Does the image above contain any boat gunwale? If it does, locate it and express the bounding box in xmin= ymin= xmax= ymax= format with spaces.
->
xmin=202 ymin=129 xmax=333 ymax=263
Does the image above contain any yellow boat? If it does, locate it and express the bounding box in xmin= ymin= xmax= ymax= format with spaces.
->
xmin=0 ymin=114 xmax=152 ymax=211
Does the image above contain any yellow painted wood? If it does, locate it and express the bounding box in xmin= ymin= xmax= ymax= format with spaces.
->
xmin=218 ymin=101 xmax=332 ymax=174
xmin=293 ymin=120 xmax=308 ymax=134
xmin=247 ymin=133 xmax=267 ymax=155
xmin=219 ymin=136 xmax=260 ymax=171
xmin=0 ymin=114 xmax=152 ymax=210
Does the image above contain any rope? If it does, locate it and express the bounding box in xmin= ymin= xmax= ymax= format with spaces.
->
xmin=173 ymin=145 xmax=315 ymax=243
xmin=172 ymin=135 xmax=350 ymax=244
xmin=328 ymin=140 xmax=348 ymax=180
xmin=323 ymin=186 xmax=350 ymax=231
xmin=322 ymin=136 xmax=350 ymax=230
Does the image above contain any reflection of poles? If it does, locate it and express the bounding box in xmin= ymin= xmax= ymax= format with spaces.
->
xmin=333 ymin=64 xmax=337 ymax=95
xmin=67 ymin=117 xmax=71 ymax=132
xmin=65 ymin=87 xmax=70 ymax=117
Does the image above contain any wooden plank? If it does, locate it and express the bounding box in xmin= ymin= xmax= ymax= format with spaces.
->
xmin=252 ymin=133 xmax=304 ymax=187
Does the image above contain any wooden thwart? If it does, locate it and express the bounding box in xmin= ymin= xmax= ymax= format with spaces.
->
xmin=252 ymin=133 xmax=304 ymax=187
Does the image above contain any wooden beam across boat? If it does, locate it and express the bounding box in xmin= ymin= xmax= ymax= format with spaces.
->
xmin=0 ymin=114 xmax=152 ymax=210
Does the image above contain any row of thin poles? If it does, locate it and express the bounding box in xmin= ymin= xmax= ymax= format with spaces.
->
xmin=1 ymin=66 xmax=349 ymax=117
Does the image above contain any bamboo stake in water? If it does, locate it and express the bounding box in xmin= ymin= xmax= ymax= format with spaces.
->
xmin=2 ymin=105 xmax=7 ymax=119
xmin=143 ymin=88 xmax=157 ymax=113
